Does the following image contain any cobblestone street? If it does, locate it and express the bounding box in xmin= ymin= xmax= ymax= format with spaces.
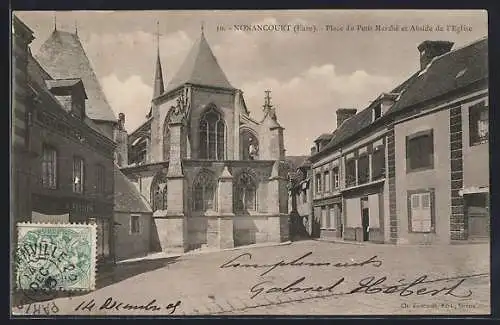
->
xmin=13 ymin=240 xmax=490 ymax=316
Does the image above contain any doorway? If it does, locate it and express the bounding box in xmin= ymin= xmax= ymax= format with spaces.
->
xmin=362 ymin=207 xmax=369 ymax=241
xmin=361 ymin=197 xmax=369 ymax=241
xmin=465 ymin=193 xmax=489 ymax=239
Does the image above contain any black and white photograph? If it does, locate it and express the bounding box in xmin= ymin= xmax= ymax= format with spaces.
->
xmin=10 ymin=9 xmax=490 ymax=316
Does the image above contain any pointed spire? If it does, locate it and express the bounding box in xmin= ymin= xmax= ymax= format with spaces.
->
xmin=156 ymin=20 xmax=160 ymax=56
xmin=153 ymin=21 xmax=165 ymax=99
xmin=201 ymin=21 xmax=205 ymax=36
xmin=75 ymin=21 xmax=78 ymax=36
xmin=53 ymin=12 xmax=57 ymax=31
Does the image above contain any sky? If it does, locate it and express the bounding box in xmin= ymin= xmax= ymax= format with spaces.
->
xmin=15 ymin=10 xmax=487 ymax=156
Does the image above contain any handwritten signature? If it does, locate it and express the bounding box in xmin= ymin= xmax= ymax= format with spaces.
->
xmin=249 ymin=273 xmax=482 ymax=299
xmin=74 ymin=297 xmax=181 ymax=314
xmin=220 ymin=251 xmax=382 ymax=276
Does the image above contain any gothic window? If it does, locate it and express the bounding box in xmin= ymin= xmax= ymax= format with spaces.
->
xmin=151 ymin=173 xmax=168 ymax=212
xmin=240 ymin=129 xmax=259 ymax=160
xmin=234 ymin=172 xmax=257 ymax=212
xmin=163 ymin=120 xmax=170 ymax=161
xmin=199 ymin=107 xmax=226 ymax=160
xmin=193 ymin=170 xmax=216 ymax=212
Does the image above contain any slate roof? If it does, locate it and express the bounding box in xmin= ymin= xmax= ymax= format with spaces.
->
xmin=316 ymin=37 xmax=488 ymax=157
xmin=285 ymin=155 xmax=310 ymax=172
xmin=35 ymin=30 xmax=117 ymax=122
xmin=165 ymin=32 xmax=234 ymax=92
xmin=387 ymin=37 xmax=488 ymax=114
xmin=114 ymin=166 xmax=152 ymax=213
xmin=27 ymin=52 xmax=108 ymax=135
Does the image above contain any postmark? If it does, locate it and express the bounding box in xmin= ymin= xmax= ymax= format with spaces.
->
xmin=15 ymin=222 xmax=97 ymax=298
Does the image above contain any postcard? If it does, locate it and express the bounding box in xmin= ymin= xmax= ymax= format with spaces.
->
xmin=11 ymin=9 xmax=489 ymax=316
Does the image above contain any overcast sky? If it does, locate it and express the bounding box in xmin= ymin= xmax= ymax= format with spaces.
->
xmin=16 ymin=10 xmax=487 ymax=156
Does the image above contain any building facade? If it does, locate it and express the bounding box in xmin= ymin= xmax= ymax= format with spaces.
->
xmin=122 ymin=29 xmax=290 ymax=253
xmin=12 ymin=15 xmax=34 ymax=226
xmin=308 ymin=37 xmax=489 ymax=245
xmin=12 ymin=17 xmax=122 ymax=264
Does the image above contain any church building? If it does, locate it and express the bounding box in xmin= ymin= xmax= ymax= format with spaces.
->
xmin=121 ymin=27 xmax=290 ymax=253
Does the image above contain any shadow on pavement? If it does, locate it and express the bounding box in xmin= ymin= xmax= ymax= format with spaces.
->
xmin=12 ymin=256 xmax=180 ymax=307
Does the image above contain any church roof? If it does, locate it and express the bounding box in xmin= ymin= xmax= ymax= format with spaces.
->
xmin=165 ymin=31 xmax=234 ymax=93
xmin=35 ymin=30 xmax=117 ymax=122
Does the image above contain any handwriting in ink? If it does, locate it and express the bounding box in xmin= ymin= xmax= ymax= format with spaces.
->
xmin=249 ymin=273 xmax=479 ymax=299
xmin=220 ymin=251 xmax=382 ymax=276
xmin=74 ymin=297 xmax=181 ymax=314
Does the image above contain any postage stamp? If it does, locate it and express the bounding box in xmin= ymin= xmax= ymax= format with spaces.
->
xmin=15 ymin=222 xmax=97 ymax=294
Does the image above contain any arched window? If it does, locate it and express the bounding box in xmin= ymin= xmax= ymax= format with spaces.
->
xmin=234 ymin=171 xmax=257 ymax=212
xmin=193 ymin=170 xmax=216 ymax=212
xmin=151 ymin=173 xmax=168 ymax=211
xmin=199 ymin=107 xmax=226 ymax=160
xmin=163 ymin=120 xmax=170 ymax=161
xmin=240 ymin=128 xmax=259 ymax=160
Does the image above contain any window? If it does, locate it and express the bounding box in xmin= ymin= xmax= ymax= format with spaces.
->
xmin=372 ymin=145 xmax=385 ymax=180
xmin=329 ymin=205 xmax=337 ymax=229
xmin=151 ymin=173 xmax=168 ymax=212
xmin=321 ymin=206 xmax=329 ymax=228
xmin=358 ymin=154 xmax=370 ymax=184
xmin=406 ymin=130 xmax=434 ymax=172
xmin=42 ymin=145 xmax=57 ymax=189
xmin=332 ymin=167 xmax=340 ymax=189
xmin=95 ymin=164 xmax=105 ymax=194
xmin=408 ymin=190 xmax=434 ymax=233
xmin=324 ymin=171 xmax=330 ymax=192
xmin=193 ymin=170 xmax=216 ymax=212
xmin=73 ymin=156 xmax=84 ymax=193
xmin=199 ymin=107 xmax=226 ymax=160
xmin=469 ymin=101 xmax=488 ymax=146
xmin=346 ymin=158 xmax=356 ymax=187
xmin=130 ymin=215 xmax=140 ymax=234
xmin=315 ymin=173 xmax=322 ymax=193
xmin=235 ymin=172 xmax=257 ymax=211
xmin=302 ymin=189 xmax=307 ymax=203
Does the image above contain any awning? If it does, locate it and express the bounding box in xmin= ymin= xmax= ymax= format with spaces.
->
xmin=459 ymin=186 xmax=489 ymax=196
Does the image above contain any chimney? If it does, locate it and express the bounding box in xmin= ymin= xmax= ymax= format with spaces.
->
xmin=336 ymin=108 xmax=357 ymax=128
xmin=417 ymin=40 xmax=454 ymax=70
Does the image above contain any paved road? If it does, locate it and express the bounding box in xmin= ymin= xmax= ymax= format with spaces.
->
xmin=13 ymin=240 xmax=490 ymax=316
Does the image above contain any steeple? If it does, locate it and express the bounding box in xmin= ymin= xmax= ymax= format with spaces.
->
xmin=53 ymin=12 xmax=57 ymax=31
xmin=153 ymin=21 xmax=165 ymax=99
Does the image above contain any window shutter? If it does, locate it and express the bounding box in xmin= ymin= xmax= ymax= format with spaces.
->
xmin=410 ymin=193 xmax=422 ymax=232
xmin=421 ymin=192 xmax=432 ymax=232
xmin=329 ymin=206 xmax=336 ymax=229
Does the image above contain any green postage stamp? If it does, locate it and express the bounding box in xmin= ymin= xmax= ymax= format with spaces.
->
xmin=15 ymin=222 xmax=97 ymax=292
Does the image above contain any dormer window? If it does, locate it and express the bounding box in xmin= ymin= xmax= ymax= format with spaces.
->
xmin=45 ymin=79 xmax=87 ymax=119
xmin=373 ymin=103 xmax=382 ymax=121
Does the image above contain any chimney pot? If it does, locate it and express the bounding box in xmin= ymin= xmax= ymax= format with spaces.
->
xmin=417 ymin=40 xmax=454 ymax=70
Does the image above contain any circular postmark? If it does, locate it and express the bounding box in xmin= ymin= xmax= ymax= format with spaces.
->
xmin=16 ymin=227 xmax=93 ymax=302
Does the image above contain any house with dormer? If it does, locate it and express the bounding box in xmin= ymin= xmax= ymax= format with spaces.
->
xmin=309 ymin=37 xmax=488 ymax=245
